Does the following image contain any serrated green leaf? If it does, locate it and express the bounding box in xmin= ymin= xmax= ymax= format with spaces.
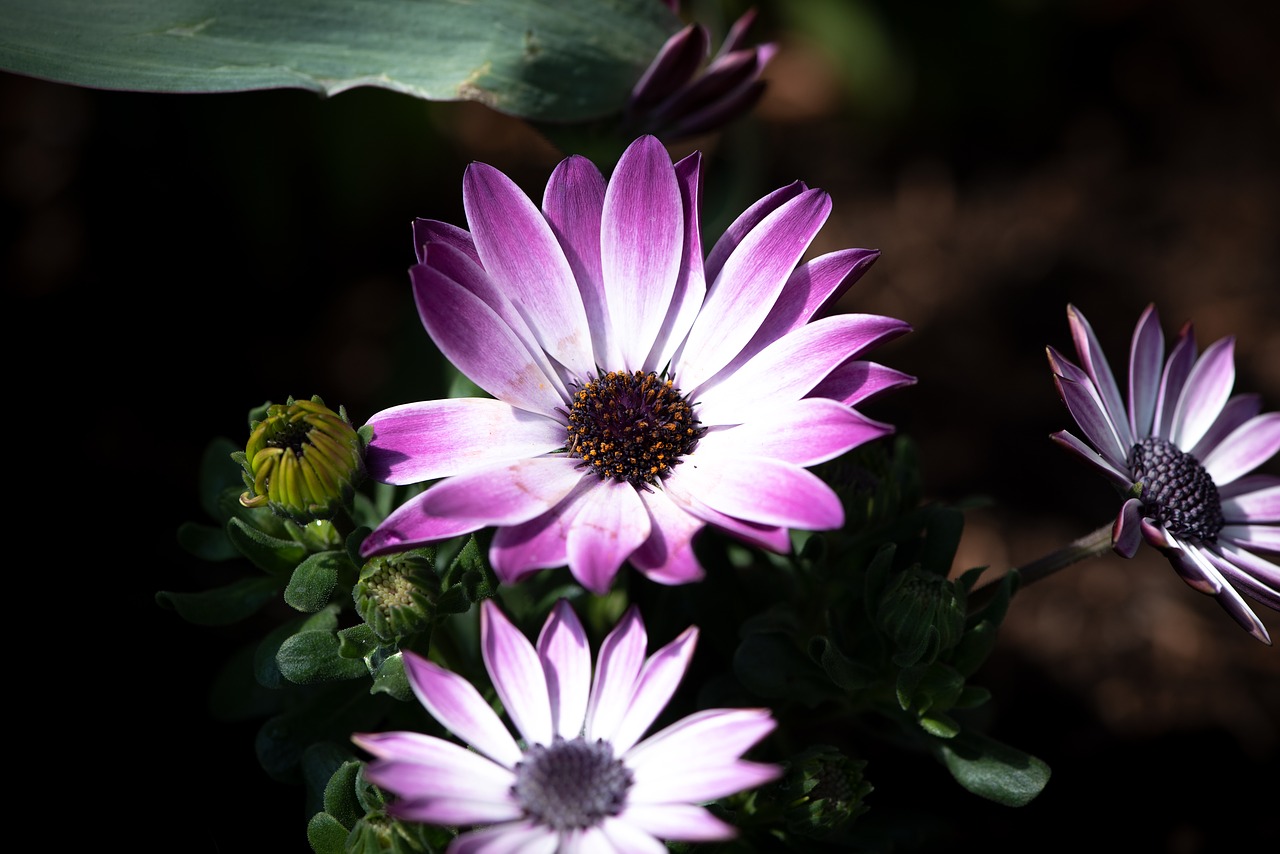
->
xmin=176 ymin=520 xmax=239 ymax=562
xmin=935 ymin=728 xmax=1051 ymax=807
xmin=277 ymin=630 xmax=370 ymax=684
xmin=371 ymin=652 xmax=412 ymax=702
xmin=0 ymin=0 xmax=677 ymax=122
xmin=155 ymin=575 xmax=281 ymax=626
xmin=285 ymin=550 xmax=350 ymax=612
xmin=227 ymin=516 xmax=310 ymax=575
xmin=306 ymin=812 xmax=349 ymax=854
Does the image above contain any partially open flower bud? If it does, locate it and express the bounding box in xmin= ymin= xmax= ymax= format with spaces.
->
xmin=876 ymin=568 xmax=967 ymax=666
xmin=237 ymin=396 xmax=364 ymax=525
xmin=354 ymin=550 xmax=438 ymax=641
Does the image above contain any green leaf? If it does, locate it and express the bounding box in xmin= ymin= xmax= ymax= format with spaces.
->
xmin=810 ymin=635 xmax=873 ymax=692
xmin=935 ymin=728 xmax=1051 ymax=807
xmin=285 ymin=550 xmax=350 ymax=613
xmin=306 ymin=812 xmax=349 ymax=854
xmin=0 ymin=0 xmax=677 ymax=122
xmin=155 ymin=575 xmax=281 ymax=626
xmin=371 ymin=652 xmax=412 ymax=702
xmin=734 ymin=632 xmax=841 ymax=708
xmin=227 ymin=516 xmax=309 ymax=575
xmin=277 ymin=630 xmax=370 ymax=684
xmin=322 ymin=760 xmax=365 ymax=830
xmin=256 ymin=607 xmax=342 ymax=688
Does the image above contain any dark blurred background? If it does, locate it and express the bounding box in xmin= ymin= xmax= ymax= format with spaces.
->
xmin=4 ymin=0 xmax=1277 ymax=851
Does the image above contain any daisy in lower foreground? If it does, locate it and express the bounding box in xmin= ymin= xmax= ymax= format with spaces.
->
xmin=352 ymin=599 xmax=780 ymax=852
xmin=358 ymin=133 xmax=913 ymax=593
xmin=1048 ymin=303 xmax=1280 ymax=644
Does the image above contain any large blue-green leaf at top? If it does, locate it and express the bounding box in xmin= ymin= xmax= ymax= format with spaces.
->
xmin=0 ymin=0 xmax=678 ymax=122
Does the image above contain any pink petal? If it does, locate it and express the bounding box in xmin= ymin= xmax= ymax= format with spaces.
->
xmin=671 ymin=453 xmax=844 ymax=530
xmin=601 ymin=135 xmax=684 ymax=370
xmin=1067 ymin=304 xmax=1133 ymax=449
xmin=661 ymin=479 xmax=794 ymax=553
xmin=1112 ymin=497 xmax=1145 ymax=558
xmin=597 ymin=817 xmax=669 ymax=854
xmin=412 ymin=217 xmax=477 ymax=264
xmin=629 ymin=24 xmax=708 ymax=109
xmin=695 ymin=398 xmax=893 ymax=467
xmin=450 ymin=823 xmax=560 ymax=854
xmin=351 ymin=732 xmax=514 ymax=801
xmin=1127 ymin=303 xmax=1165 ymax=439
xmin=644 ymin=150 xmax=707 ymax=373
xmin=401 ymin=651 xmax=522 ymax=768
xmin=615 ymin=803 xmax=737 ymax=842
xmin=1201 ymin=413 xmax=1280 ymax=487
xmin=807 ymin=359 xmax=917 ymax=407
xmin=390 ymin=795 xmax=523 ymax=826
xmin=1153 ymin=323 xmax=1197 ymax=440
xmin=703 ymin=180 xmax=807 ymax=284
xmin=1189 ymin=393 xmax=1263 ymax=462
xmin=631 ymin=488 xmax=708 ymax=586
xmin=1051 ymin=372 xmax=1129 ymax=474
xmin=627 ymin=708 xmax=779 ymax=801
xmin=610 ymin=626 xmax=699 ymax=754
xmin=1171 ymin=336 xmax=1236 ymax=451
xmin=463 ymin=161 xmax=593 ymax=377
xmin=1048 ymin=430 xmax=1133 ymax=490
xmin=420 ymin=457 xmax=586 ymax=526
xmin=1220 ymin=482 xmax=1280 ymax=523
xmin=585 ymin=605 xmax=648 ymax=743
xmin=536 ymin=599 xmax=593 ymax=739
xmin=489 ymin=481 xmax=594 ymax=585
xmin=631 ymin=759 xmax=782 ymax=804
xmin=359 ymin=490 xmax=486 ymax=558
xmin=565 ymin=480 xmax=652 ymax=595
xmin=481 ymin=600 xmax=554 ymax=747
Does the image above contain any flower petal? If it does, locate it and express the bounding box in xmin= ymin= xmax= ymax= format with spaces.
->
xmin=1048 ymin=430 xmax=1133 ymax=490
xmin=1220 ymin=482 xmax=1280 ymax=524
xmin=360 ymin=490 xmax=486 ymax=558
xmin=401 ymin=651 xmax=522 ymax=768
xmin=1127 ymin=303 xmax=1164 ymax=440
xmin=1067 ymin=304 xmax=1133 ymax=449
xmin=703 ymin=180 xmax=807 ymax=284
xmin=450 ymin=823 xmax=560 ymax=854
xmin=610 ymin=626 xmax=698 ymax=754
xmin=615 ymin=803 xmax=737 ymax=842
xmin=420 ymin=457 xmax=586 ymax=526
xmin=463 ymin=160 xmax=593 ymax=377
xmin=601 ymin=135 xmax=684 ymax=370
xmin=1189 ymin=393 xmax=1263 ymax=462
xmin=671 ymin=453 xmax=844 ymax=530
xmin=661 ymin=477 xmax=793 ymax=553
xmin=390 ymin=796 xmax=524 ymax=826
xmin=631 ymin=487 xmax=708 ymax=586
xmin=482 ymin=600 xmax=554 ymax=747
xmin=351 ymin=732 xmax=514 ymax=801
xmin=489 ymin=481 xmax=594 ymax=585
xmin=1112 ymin=497 xmax=1145 ymax=558
xmin=565 ymin=480 xmax=652 ymax=595
xmin=808 ymin=359 xmax=917 ymax=407
xmin=1201 ymin=413 xmax=1280 ymax=487
xmin=1222 ymin=524 xmax=1280 ymax=553
xmin=627 ymin=708 xmax=779 ymax=801
xmin=1171 ymin=335 xmax=1235 ymax=451
xmin=645 ymin=150 xmax=707 ymax=373
xmin=695 ymin=314 xmax=910 ymax=425
xmin=1153 ymin=322 xmax=1197 ymax=440
xmin=585 ymin=605 xmax=647 ymax=743
xmin=695 ymin=398 xmax=893 ymax=467
xmin=364 ymin=398 xmax=565 ymax=485
xmin=536 ymin=600 xmax=593 ymax=739
xmin=1209 ymin=543 xmax=1280 ymax=607
xmin=1050 ymin=371 xmax=1129 ymax=473
xmin=597 ymin=818 xmax=668 ymax=854
xmin=412 ymin=217 xmax=477 ymax=264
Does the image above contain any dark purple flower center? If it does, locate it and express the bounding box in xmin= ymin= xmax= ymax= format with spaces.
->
xmin=1127 ymin=437 xmax=1225 ymax=541
xmin=511 ymin=736 xmax=634 ymax=831
xmin=565 ymin=370 xmax=704 ymax=488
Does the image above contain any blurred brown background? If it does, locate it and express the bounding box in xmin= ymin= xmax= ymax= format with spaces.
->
xmin=4 ymin=0 xmax=1276 ymax=850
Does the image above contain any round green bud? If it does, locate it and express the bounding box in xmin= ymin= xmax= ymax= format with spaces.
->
xmin=876 ymin=568 xmax=967 ymax=666
xmin=353 ymin=550 xmax=438 ymax=641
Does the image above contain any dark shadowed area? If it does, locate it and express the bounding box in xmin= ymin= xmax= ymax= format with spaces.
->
xmin=5 ymin=0 xmax=1276 ymax=851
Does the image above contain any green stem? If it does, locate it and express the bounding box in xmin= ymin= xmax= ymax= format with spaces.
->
xmin=968 ymin=523 xmax=1115 ymax=612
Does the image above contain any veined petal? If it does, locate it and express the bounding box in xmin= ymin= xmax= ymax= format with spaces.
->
xmin=1208 ymin=543 xmax=1280 ymax=606
xmin=566 ymin=480 xmax=652 ymax=595
xmin=543 ymin=154 xmax=618 ymax=369
xmin=1067 ymin=304 xmax=1133 ymax=449
xmin=482 ymin=600 xmax=554 ymax=746
xmin=661 ymin=477 xmax=793 ymax=553
xmin=536 ymin=600 xmax=593 ymax=739
xmin=677 ymin=188 xmax=833 ymax=390
xmin=645 ymin=150 xmax=707 ymax=373
xmin=1222 ymin=524 xmax=1280 ymax=553
xmin=1201 ymin=413 xmax=1280 ymax=487
xmin=412 ymin=217 xmax=477 ymax=264
xmin=695 ymin=314 xmax=910 ymax=425
xmin=364 ymin=398 xmax=564 ymax=485
xmin=1218 ymin=473 xmax=1280 ymax=501
xmin=1170 ymin=336 xmax=1235 ymax=451
xmin=673 ymin=452 xmax=844 ymax=530
xmin=631 ymin=487 xmax=708 ymax=586
xmin=601 ymin=135 xmax=684 ymax=370
xmin=1051 ymin=373 xmax=1130 ymax=473
xmin=451 ymin=823 xmax=560 ymax=854
xmin=490 ymin=481 xmax=594 ymax=585
xmin=610 ymin=626 xmax=698 ymax=754
xmin=1153 ymin=323 xmax=1197 ymax=440
xmin=695 ymin=398 xmax=893 ymax=466
xmin=463 ymin=161 xmax=593 ymax=377
xmin=1187 ymin=547 xmax=1273 ymax=644
xmin=616 ymin=804 xmax=737 ymax=842
xmin=401 ymin=651 xmax=523 ymax=768
xmin=360 ymin=490 xmax=486 ymax=558
xmin=410 ymin=261 xmax=565 ymax=415
xmin=585 ymin=605 xmax=647 ymax=744
xmin=420 ymin=457 xmax=586 ymax=526
xmin=808 ymin=359 xmax=917 ymax=407
xmin=1128 ymin=303 xmax=1164 ymax=439
xmin=1189 ymin=393 xmax=1263 ymax=462
xmin=1221 ymin=483 xmax=1280 ymax=524
xmin=703 ymin=180 xmax=807 ymax=284
xmin=1152 ymin=530 xmax=1222 ymax=594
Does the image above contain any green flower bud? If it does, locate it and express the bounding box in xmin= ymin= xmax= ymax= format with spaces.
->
xmin=876 ymin=567 xmax=967 ymax=666
xmin=354 ymin=550 xmax=438 ymax=641
xmin=775 ymin=745 xmax=872 ymax=838
xmin=236 ymin=395 xmax=364 ymax=525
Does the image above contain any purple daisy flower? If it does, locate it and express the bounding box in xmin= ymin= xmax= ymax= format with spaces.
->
xmin=352 ymin=598 xmax=780 ymax=852
xmin=359 ymin=134 xmax=912 ymax=594
xmin=1048 ymin=303 xmax=1280 ymax=644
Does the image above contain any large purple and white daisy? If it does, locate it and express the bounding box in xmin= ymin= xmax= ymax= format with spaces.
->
xmin=352 ymin=598 xmax=780 ymax=852
xmin=1048 ymin=303 xmax=1280 ymax=644
xmin=359 ymin=134 xmax=913 ymax=594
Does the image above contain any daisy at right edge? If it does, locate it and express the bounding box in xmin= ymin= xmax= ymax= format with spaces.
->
xmin=1047 ymin=303 xmax=1280 ymax=643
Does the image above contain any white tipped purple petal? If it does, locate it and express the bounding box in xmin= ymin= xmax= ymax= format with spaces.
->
xmin=661 ymin=478 xmax=794 ymax=553
xmin=616 ymin=803 xmax=738 ymax=842
xmin=808 ymin=360 xmax=917 ymax=406
xmin=1220 ymin=483 xmax=1280 ymax=523
xmin=677 ymin=189 xmax=832 ymax=389
xmin=390 ymin=795 xmax=524 ymax=826
xmin=696 ymin=398 xmax=892 ymax=466
xmin=1218 ymin=473 xmax=1280 ymax=501
xmin=481 ymin=600 xmax=554 ymax=747
xmin=673 ymin=454 xmax=844 ymax=530
xmin=645 ymin=150 xmax=706 ymax=373
xmin=631 ymin=759 xmax=782 ymax=804
xmin=410 ymin=262 xmax=565 ymax=416
xmin=364 ymin=398 xmax=564 ymax=485
xmin=450 ymin=823 xmax=560 ymax=854
xmin=359 ymin=491 xmax=486 ymax=558
xmin=401 ymin=651 xmax=523 ymax=768
xmin=1155 ymin=532 xmax=1222 ymax=595
xmin=601 ymin=135 xmax=684 ymax=370
xmin=694 ymin=314 xmax=910 ymax=425
xmin=631 ymin=488 xmax=708 ymax=586
xmin=1067 ymin=304 xmax=1133 ymax=449
xmin=597 ymin=818 xmax=668 ymax=854
xmin=1170 ymin=336 xmax=1236 ymax=451
xmin=1189 ymin=393 xmax=1263 ymax=462
xmin=1222 ymin=524 xmax=1280 ymax=552
xmin=420 ymin=457 xmax=586 ymax=526
xmin=1201 ymin=413 xmax=1280 ymax=487
xmin=543 ymin=154 xmax=618 ymax=369
xmin=463 ymin=161 xmax=594 ymax=377
xmin=703 ymin=179 xmax=807 ymax=283
xmin=412 ymin=217 xmax=477 ymax=264
xmin=1112 ymin=497 xmax=1145 ymax=558
xmin=585 ymin=606 xmax=648 ymax=743
xmin=626 ymin=708 xmax=777 ymax=770
xmin=609 ymin=626 xmax=699 ymax=754
xmin=351 ymin=733 xmax=513 ymax=797
xmin=1048 ymin=430 xmax=1133 ymax=489
xmin=489 ymin=484 xmax=591 ymax=585
xmin=1206 ymin=545 xmax=1280 ymax=607
xmin=1153 ymin=324 xmax=1198 ymax=440
xmin=1052 ymin=374 xmax=1130 ymax=472
xmin=536 ymin=600 xmax=593 ymax=739
xmin=1127 ymin=303 xmax=1165 ymax=439
xmin=565 ymin=480 xmax=652 ymax=595
xmin=759 ymin=248 xmax=881 ymax=343
xmin=1197 ymin=561 xmax=1273 ymax=645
